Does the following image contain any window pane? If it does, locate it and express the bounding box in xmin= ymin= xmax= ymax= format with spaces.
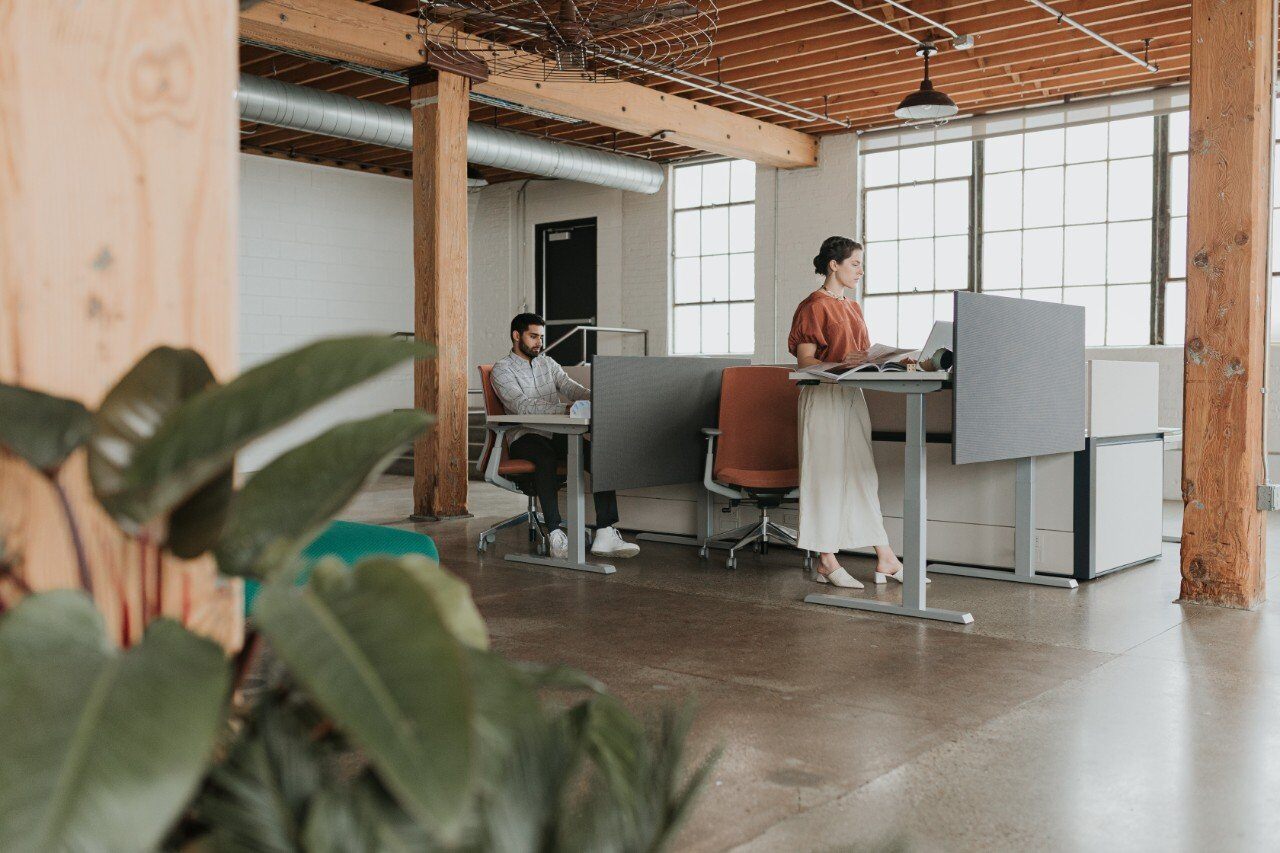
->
xmin=729 ymin=302 xmax=754 ymax=354
xmin=863 ymin=295 xmax=898 ymax=346
xmin=1164 ymin=280 xmax=1185 ymax=346
xmin=1107 ymin=221 xmax=1151 ymax=283
xmin=1023 ymin=227 xmax=1064 ymax=288
xmin=674 ymin=257 xmax=699 ymax=303
xmin=1064 ymin=224 xmax=1107 ymax=286
xmin=898 ymin=184 xmax=934 ymax=239
xmin=673 ymin=305 xmax=699 ymax=354
xmin=1063 ymin=286 xmax=1106 ymax=346
xmin=899 ymin=146 xmax=934 ymax=182
xmin=1170 ymin=153 xmax=1188 ymax=218
xmin=1024 ymin=166 xmax=1065 ymax=228
xmin=935 ymin=180 xmax=969 ymax=235
xmin=1064 ymin=162 xmax=1107 ymax=224
xmin=865 ymin=189 xmax=899 ymax=241
xmin=1024 ymin=129 xmax=1064 ymax=168
xmin=1106 ymin=284 xmax=1150 ymax=345
xmin=865 ymin=241 xmax=899 ymax=294
xmin=701 ymin=206 xmax=728 ymax=254
xmin=935 ymin=142 xmax=972 ymax=178
xmin=729 ymin=253 xmax=754 ymax=301
xmin=935 ymin=235 xmax=968 ymax=290
xmin=899 ymin=238 xmax=934 ymax=292
xmin=1109 ymin=116 xmax=1154 ymax=158
xmin=864 ymin=151 xmax=898 ymax=188
xmin=701 ymin=255 xmax=728 ymax=301
xmin=673 ymin=165 xmax=701 ymax=209
xmin=1169 ymin=216 xmax=1187 ymax=279
xmin=898 ymin=293 xmax=934 ymax=347
xmin=701 ymin=303 xmax=729 ymax=353
xmin=1168 ymin=111 xmax=1189 ymax=153
xmin=1022 ymin=287 xmax=1062 ymax=303
xmin=984 ymin=171 xmax=1023 ymax=231
xmin=984 ymin=135 xmax=1023 ymax=172
xmin=983 ymin=231 xmax=1022 ymax=290
xmin=702 ymin=161 xmax=730 ymax=205
xmin=674 ymin=209 xmax=699 ymax=257
xmin=730 ymin=160 xmax=756 ymax=202
xmin=729 ymin=203 xmax=754 ymax=253
xmin=1066 ymin=123 xmax=1108 ymax=163
xmin=1108 ymin=157 xmax=1153 ymax=221
xmin=934 ymin=292 xmax=955 ymax=323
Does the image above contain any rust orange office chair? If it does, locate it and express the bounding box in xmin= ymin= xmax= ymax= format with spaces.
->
xmin=475 ymin=364 xmax=564 ymax=555
xmin=701 ymin=365 xmax=811 ymax=571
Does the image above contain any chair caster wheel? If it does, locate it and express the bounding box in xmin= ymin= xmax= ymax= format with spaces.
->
xmin=726 ymin=555 xmax=737 ymax=570
xmin=698 ymin=546 xmax=709 ymax=560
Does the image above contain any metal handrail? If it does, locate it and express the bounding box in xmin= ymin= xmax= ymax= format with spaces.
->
xmin=544 ymin=325 xmax=649 ymax=365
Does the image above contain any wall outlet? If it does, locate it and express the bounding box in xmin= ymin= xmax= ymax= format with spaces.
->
xmin=1258 ymin=484 xmax=1280 ymax=512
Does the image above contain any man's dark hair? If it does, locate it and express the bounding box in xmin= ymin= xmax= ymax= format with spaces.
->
xmin=511 ymin=313 xmax=545 ymax=336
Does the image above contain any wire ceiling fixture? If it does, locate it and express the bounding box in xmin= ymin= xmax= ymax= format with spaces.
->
xmin=419 ymin=0 xmax=718 ymax=81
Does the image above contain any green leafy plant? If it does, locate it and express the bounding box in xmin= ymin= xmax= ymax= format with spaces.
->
xmin=0 ymin=337 xmax=714 ymax=851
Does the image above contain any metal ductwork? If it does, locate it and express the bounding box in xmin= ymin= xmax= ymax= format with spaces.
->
xmin=237 ymin=74 xmax=664 ymax=194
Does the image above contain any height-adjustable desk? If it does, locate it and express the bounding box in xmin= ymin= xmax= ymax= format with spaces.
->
xmin=795 ymin=292 xmax=1088 ymax=625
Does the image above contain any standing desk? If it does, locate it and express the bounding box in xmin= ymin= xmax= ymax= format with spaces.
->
xmin=485 ymin=413 xmax=615 ymax=575
xmin=792 ymin=371 xmax=975 ymax=625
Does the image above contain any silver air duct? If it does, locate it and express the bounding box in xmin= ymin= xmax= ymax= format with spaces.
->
xmin=237 ymin=74 xmax=664 ymax=194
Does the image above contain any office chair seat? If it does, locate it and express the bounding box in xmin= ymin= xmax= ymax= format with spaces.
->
xmin=496 ymin=460 xmax=567 ymax=477
xmin=715 ymin=466 xmax=800 ymax=490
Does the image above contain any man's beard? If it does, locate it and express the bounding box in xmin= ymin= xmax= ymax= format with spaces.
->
xmin=518 ymin=340 xmax=541 ymax=359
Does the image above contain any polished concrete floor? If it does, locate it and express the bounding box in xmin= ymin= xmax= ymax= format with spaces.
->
xmin=345 ymin=478 xmax=1280 ymax=852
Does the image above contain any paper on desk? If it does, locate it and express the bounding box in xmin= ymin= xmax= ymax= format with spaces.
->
xmin=569 ymin=399 xmax=592 ymax=418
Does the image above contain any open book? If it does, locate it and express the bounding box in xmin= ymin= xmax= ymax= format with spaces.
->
xmin=798 ymin=342 xmax=955 ymax=380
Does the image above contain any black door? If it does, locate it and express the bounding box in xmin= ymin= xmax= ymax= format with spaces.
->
xmin=536 ymin=218 xmax=597 ymax=366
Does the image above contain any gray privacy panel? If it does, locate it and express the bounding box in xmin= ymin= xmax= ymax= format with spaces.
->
xmin=591 ymin=355 xmax=749 ymax=492
xmin=953 ymin=292 xmax=1085 ymax=465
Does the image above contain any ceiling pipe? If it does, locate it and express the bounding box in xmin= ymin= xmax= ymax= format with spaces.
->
xmin=1023 ymin=0 xmax=1158 ymax=73
xmin=825 ymin=0 xmax=922 ymax=48
xmin=236 ymin=73 xmax=665 ymax=193
xmin=879 ymin=0 xmax=960 ymax=40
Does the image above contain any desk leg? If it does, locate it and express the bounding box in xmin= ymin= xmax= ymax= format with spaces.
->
xmin=806 ymin=391 xmax=973 ymax=624
xmin=928 ymin=456 xmax=1077 ymax=589
xmin=505 ymin=432 xmax=615 ymax=575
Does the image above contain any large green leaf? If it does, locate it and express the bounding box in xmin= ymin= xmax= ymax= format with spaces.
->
xmin=215 ymin=410 xmax=433 ymax=580
xmin=0 ymin=383 xmax=91 ymax=473
xmin=86 ymin=346 xmax=232 ymax=554
xmin=253 ymin=555 xmax=476 ymax=843
xmin=91 ymin=336 xmax=432 ymax=532
xmin=0 ymin=591 xmax=230 ymax=852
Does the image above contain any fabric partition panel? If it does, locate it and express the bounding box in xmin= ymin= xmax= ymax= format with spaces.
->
xmin=590 ymin=355 xmax=749 ymax=492
xmin=952 ymin=292 xmax=1086 ymax=465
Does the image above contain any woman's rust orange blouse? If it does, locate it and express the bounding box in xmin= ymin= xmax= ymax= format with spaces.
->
xmin=787 ymin=291 xmax=871 ymax=362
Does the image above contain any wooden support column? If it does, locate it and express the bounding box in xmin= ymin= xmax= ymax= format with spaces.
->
xmin=410 ymin=71 xmax=471 ymax=520
xmin=0 ymin=0 xmax=242 ymax=647
xmin=1180 ymin=0 xmax=1275 ymax=608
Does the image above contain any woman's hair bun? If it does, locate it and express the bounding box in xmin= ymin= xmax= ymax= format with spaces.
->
xmin=813 ymin=235 xmax=862 ymax=275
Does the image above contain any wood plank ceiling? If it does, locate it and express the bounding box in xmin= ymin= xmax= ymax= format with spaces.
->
xmin=239 ymin=0 xmax=1192 ymax=182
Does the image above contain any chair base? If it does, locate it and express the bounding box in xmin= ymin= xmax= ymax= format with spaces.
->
xmin=701 ymin=507 xmax=813 ymax=572
xmin=478 ymin=497 xmax=545 ymax=555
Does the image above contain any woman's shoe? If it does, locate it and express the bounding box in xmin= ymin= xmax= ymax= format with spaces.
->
xmin=875 ymin=568 xmax=930 ymax=585
xmin=815 ymin=567 xmax=864 ymax=589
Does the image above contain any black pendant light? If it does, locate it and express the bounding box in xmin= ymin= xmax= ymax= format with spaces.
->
xmin=895 ymin=42 xmax=958 ymax=121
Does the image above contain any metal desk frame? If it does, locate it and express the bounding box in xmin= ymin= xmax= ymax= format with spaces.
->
xmin=485 ymin=414 xmax=615 ymax=575
xmin=795 ymin=373 xmax=975 ymax=625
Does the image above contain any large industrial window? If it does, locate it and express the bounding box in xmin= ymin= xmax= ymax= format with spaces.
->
xmin=860 ymin=142 xmax=972 ymax=347
xmin=671 ymin=160 xmax=756 ymax=355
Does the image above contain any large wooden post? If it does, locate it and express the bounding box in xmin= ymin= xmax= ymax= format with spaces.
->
xmin=410 ymin=70 xmax=472 ymax=519
xmin=0 ymin=0 xmax=242 ymax=646
xmin=1180 ymin=0 xmax=1275 ymax=608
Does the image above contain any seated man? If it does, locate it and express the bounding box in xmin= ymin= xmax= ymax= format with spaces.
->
xmin=490 ymin=312 xmax=640 ymax=560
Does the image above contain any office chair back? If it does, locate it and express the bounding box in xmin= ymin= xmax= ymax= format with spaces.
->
xmin=477 ymin=364 xmax=512 ymax=476
xmin=714 ymin=366 xmax=800 ymax=487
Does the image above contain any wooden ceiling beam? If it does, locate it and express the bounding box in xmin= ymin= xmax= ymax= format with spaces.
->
xmin=239 ymin=0 xmax=819 ymax=167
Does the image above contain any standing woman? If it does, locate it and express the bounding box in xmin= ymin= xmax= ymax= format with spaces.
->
xmin=789 ymin=236 xmax=907 ymax=589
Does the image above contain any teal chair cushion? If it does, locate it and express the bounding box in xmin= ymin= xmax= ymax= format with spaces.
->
xmin=242 ymin=520 xmax=440 ymax=615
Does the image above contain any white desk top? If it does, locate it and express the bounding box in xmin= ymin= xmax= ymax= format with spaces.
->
xmin=487 ymin=414 xmax=590 ymax=426
xmin=789 ymin=370 xmax=951 ymax=383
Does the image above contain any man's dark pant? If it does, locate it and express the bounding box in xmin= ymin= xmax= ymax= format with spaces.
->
xmin=508 ymin=432 xmax=619 ymax=531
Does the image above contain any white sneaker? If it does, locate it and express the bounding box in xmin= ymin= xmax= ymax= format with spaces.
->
xmin=548 ymin=529 xmax=568 ymax=559
xmin=591 ymin=526 xmax=640 ymax=558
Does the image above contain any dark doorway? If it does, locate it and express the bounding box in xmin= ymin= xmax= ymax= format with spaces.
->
xmin=535 ymin=218 xmax=597 ymax=366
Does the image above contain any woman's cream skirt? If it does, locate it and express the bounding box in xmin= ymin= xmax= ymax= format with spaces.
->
xmin=797 ymin=383 xmax=891 ymax=554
